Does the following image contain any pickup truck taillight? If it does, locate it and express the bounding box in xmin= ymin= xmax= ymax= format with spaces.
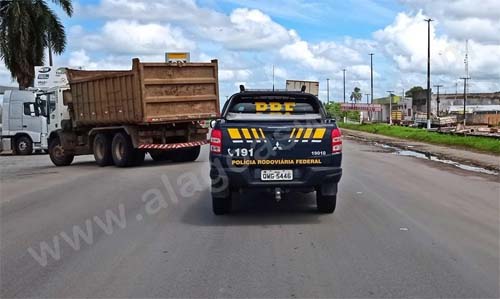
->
xmin=210 ymin=129 xmax=222 ymax=154
xmin=331 ymin=128 xmax=342 ymax=154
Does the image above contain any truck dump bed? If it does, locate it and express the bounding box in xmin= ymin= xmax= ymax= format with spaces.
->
xmin=65 ymin=58 xmax=220 ymax=126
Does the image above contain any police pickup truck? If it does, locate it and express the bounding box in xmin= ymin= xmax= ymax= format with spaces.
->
xmin=209 ymin=87 xmax=342 ymax=215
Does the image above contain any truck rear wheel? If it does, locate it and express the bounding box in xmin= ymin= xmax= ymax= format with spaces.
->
xmin=172 ymin=146 xmax=200 ymax=162
xmin=49 ymin=137 xmax=74 ymax=166
xmin=316 ymin=194 xmax=336 ymax=214
xmin=111 ymin=132 xmax=136 ymax=167
xmin=93 ymin=134 xmax=113 ymax=166
xmin=15 ymin=136 xmax=33 ymax=155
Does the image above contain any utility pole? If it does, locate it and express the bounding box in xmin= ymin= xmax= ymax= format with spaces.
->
xmin=343 ymin=69 xmax=346 ymax=103
xmin=366 ymin=93 xmax=370 ymax=104
xmin=434 ymin=84 xmax=443 ymax=117
xmin=425 ymin=18 xmax=433 ymax=129
xmin=327 ymin=78 xmax=330 ymax=104
xmin=387 ymin=90 xmax=394 ymax=125
xmin=460 ymin=77 xmax=470 ymax=126
xmin=369 ymin=53 xmax=374 ymax=122
xmin=369 ymin=53 xmax=374 ymax=104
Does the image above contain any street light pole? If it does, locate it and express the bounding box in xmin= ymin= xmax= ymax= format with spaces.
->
xmin=434 ymin=84 xmax=443 ymax=117
xmin=387 ymin=90 xmax=394 ymax=125
xmin=327 ymin=78 xmax=330 ymax=104
xmin=425 ymin=18 xmax=433 ymax=129
xmin=369 ymin=54 xmax=374 ymax=104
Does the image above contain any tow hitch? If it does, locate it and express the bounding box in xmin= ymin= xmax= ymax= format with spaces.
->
xmin=275 ymin=188 xmax=282 ymax=202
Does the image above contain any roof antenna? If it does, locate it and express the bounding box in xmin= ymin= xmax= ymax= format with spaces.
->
xmin=301 ymin=85 xmax=307 ymax=92
xmin=272 ymin=64 xmax=275 ymax=92
xmin=239 ymin=85 xmax=245 ymax=92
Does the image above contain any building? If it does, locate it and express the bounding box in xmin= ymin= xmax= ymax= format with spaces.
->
xmin=412 ymin=90 xmax=500 ymax=116
xmin=373 ymin=94 xmax=410 ymax=122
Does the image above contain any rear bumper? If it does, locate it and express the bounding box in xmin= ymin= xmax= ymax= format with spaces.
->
xmin=210 ymin=163 xmax=342 ymax=189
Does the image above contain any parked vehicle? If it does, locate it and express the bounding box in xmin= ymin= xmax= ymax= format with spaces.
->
xmin=46 ymin=58 xmax=220 ymax=167
xmin=209 ymin=86 xmax=343 ymax=214
xmin=1 ymin=90 xmax=49 ymax=155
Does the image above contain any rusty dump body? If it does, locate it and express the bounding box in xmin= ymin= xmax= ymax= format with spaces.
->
xmin=64 ymin=58 xmax=220 ymax=127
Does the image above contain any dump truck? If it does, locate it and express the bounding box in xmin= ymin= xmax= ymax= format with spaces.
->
xmin=46 ymin=58 xmax=219 ymax=167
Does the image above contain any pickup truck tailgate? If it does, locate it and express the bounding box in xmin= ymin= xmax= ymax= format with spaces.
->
xmin=222 ymin=123 xmax=334 ymax=164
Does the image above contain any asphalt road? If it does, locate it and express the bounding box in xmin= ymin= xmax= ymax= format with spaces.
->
xmin=1 ymin=139 xmax=499 ymax=298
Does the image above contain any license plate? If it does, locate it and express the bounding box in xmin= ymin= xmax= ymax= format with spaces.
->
xmin=261 ymin=170 xmax=293 ymax=181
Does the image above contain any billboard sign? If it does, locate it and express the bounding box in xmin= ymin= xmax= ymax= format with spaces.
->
xmin=34 ymin=66 xmax=68 ymax=90
xmin=166 ymin=52 xmax=190 ymax=63
xmin=340 ymin=103 xmax=382 ymax=112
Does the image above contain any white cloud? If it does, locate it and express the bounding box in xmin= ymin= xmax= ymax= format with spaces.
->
xmin=199 ymin=8 xmax=294 ymax=51
xmin=401 ymin=0 xmax=500 ymax=44
xmin=71 ymin=20 xmax=195 ymax=55
xmin=81 ymin=0 xmax=226 ymax=26
xmin=374 ymin=11 xmax=500 ymax=84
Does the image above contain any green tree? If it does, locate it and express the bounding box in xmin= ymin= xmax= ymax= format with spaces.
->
xmin=406 ymin=86 xmax=424 ymax=97
xmin=0 ymin=0 xmax=73 ymax=88
xmin=324 ymin=102 xmax=359 ymax=122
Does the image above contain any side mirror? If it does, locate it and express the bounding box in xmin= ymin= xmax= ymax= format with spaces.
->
xmin=210 ymin=119 xmax=217 ymax=129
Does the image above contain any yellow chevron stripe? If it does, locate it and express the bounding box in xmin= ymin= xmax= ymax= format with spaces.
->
xmin=313 ymin=128 xmax=326 ymax=139
xmin=289 ymin=128 xmax=296 ymax=139
xmin=296 ymin=128 xmax=304 ymax=139
xmin=259 ymin=128 xmax=266 ymax=139
xmin=303 ymin=128 xmax=313 ymax=139
xmin=241 ymin=128 xmax=252 ymax=139
xmin=251 ymin=128 xmax=260 ymax=139
xmin=227 ymin=128 xmax=242 ymax=139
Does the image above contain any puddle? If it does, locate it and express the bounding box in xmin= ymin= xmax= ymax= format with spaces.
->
xmin=374 ymin=143 xmax=499 ymax=176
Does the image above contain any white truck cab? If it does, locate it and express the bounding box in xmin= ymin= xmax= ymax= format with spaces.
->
xmin=1 ymin=90 xmax=49 ymax=154
xmin=41 ymin=86 xmax=71 ymax=150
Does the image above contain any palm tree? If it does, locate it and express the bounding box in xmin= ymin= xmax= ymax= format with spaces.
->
xmin=0 ymin=0 xmax=72 ymax=88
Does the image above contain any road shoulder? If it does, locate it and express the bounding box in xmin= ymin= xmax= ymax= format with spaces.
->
xmin=342 ymin=128 xmax=500 ymax=173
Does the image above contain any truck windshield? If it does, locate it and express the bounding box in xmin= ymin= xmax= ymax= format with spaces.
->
xmin=225 ymin=95 xmax=322 ymax=121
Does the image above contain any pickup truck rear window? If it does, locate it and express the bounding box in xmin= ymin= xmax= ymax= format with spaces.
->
xmin=225 ymin=95 xmax=323 ymax=121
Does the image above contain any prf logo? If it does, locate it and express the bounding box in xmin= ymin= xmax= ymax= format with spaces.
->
xmin=255 ymin=102 xmax=296 ymax=114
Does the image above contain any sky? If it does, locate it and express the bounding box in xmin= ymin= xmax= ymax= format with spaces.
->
xmin=1 ymin=0 xmax=499 ymax=103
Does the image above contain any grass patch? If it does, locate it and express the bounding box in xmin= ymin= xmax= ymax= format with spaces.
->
xmin=339 ymin=123 xmax=500 ymax=154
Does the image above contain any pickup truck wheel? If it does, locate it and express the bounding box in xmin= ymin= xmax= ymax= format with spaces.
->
xmin=172 ymin=146 xmax=200 ymax=162
xmin=316 ymin=194 xmax=336 ymax=214
xmin=212 ymin=193 xmax=232 ymax=215
xmin=93 ymin=134 xmax=113 ymax=166
xmin=111 ymin=132 xmax=136 ymax=167
xmin=15 ymin=136 xmax=33 ymax=155
xmin=49 ymin=138 xmax=74 ymax=166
